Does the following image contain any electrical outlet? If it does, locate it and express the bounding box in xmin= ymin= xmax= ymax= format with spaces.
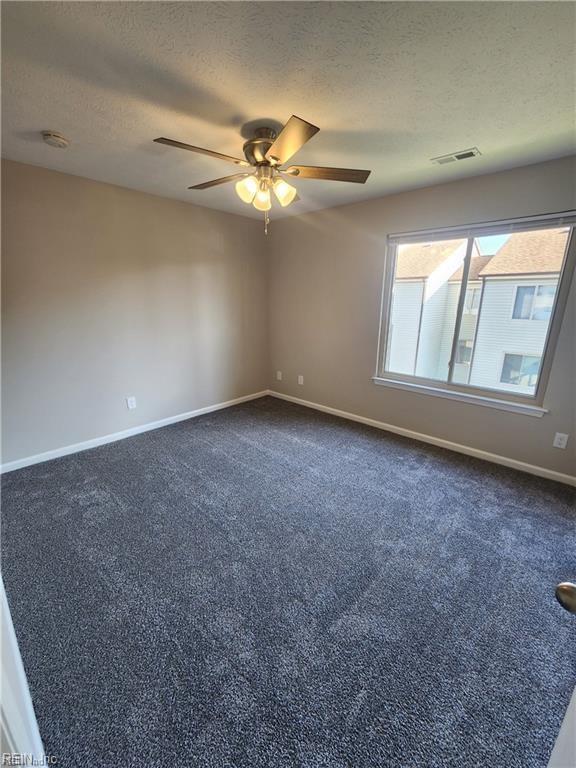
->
xmin=276 ymin=370 xmax=283 ymax=381
xmin=297 ymin=375 xmax=304 ymax=386
xmin=126 ymin=396 xmax=137 ymax=410
xmin=553 ymin=432 xmax=569 ymax=449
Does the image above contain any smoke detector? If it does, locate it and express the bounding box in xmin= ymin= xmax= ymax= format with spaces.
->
xmin=42 ymin=131 xmax=70 ymax=149
xmin=431 ymin=147 xmax=481 ymax=165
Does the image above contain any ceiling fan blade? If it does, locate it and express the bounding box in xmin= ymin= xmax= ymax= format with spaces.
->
xmin=265 ymin=116 xmax=319 ymax=166
xmin=284 ymin=165 xmax=371 ymax=183
xmin=188 ymin=173 xmax=251 ymax=190
xmin=154 ymin=137 xmax=250 ymax=167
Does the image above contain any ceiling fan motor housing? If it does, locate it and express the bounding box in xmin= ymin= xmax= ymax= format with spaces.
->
xmin=243 ymin=126 xmax=277 ymax=165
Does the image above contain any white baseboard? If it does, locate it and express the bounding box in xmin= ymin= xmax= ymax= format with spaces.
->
xmin=0 ymin=391 xmax=269 ymax=474
xmin=269 ymin=390 xmax=576 ymax=487
xmin=4 ymin=389 xmax=574 ymax=487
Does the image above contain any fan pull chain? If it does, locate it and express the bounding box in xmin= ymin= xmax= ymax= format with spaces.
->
xmin=264 ymin=210 xmax=269 ymax=235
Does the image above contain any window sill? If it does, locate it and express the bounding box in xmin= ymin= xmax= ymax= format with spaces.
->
xmin=372 ymin=377 xmax=548 ymax=418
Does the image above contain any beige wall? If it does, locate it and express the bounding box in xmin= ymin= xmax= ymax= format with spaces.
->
xmin=3 ymin=157 xmax=575 ymax=476
xmin=2 ymin=160 xmax=268 ymax=463
xmin=268 ymin=156 xmax=576 ymax=477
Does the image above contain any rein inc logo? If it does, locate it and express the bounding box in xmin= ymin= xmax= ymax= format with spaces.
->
xmin=1 ymin=755 xmax=57 ymax=766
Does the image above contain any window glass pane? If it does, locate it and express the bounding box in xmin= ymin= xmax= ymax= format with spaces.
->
xmin=532 ymin=285 xmax=556 ymax=321
xmin=500 ymin=353 xmax=523 ymax=384
xmin=520 ymin=355 xmax=541 ymax=387
xmin=467 ymin=227 xmax=569 ymax=396
xmin=512 ymin=286 xmax=534 ymax=319
xmin=470 ymin=288 xmax=481 ymax=312
xmin=463 ymin=287 xmax=480 ymax=313
xmin=455 ymin=340 xmax=473 ymax=364
xmin=501 ymin=354 xmax=541 ymax=387
xmin=384 ymin=225 xmax=570 ymax=399
xmin=451 ymin=245 xmax=488 ymax=385
xmin=386 ymin=239 xmax=465 ymax=380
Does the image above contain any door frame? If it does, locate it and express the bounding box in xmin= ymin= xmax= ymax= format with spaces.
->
xmin=1 ymin=577 xmax=44 ymax=759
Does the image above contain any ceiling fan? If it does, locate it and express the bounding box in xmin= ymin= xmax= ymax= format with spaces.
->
xmin=154 ymin=115 xmax=371 ymax=231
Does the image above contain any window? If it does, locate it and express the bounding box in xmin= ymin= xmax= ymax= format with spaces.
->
xmin=385 ymin=238 xmax=464 ymax=380
xmin=464 ymin=287 xmax=481 ymax=314
xmin=501 ymin=354 xmax=541 ymax=388
xmin=513 ymin=285 xmax=556 ymax=320
xmin=455 ymin=340 xmax=473 ymax=364
xmin=512 ymin=286 xmax=533 ymax=319
xmin=376 ymin=217 xmax=574 ymax=409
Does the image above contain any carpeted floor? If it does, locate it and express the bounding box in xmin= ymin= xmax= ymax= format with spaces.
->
xmin=2 ymin=396 xmax=575 ymax=767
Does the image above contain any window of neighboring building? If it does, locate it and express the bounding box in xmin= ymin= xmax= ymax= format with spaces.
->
xmin=455 ymin=340 xmax=473 ymax=364
xmin=500 ymin=354 xmax=541 ymax=388
xmin=464 ymin=287 xmax=481 ymax=314
xmin=376 ymin=216 xmax=575 ymax=410
xmin=512 ymin=284 xmax=556 ymax=320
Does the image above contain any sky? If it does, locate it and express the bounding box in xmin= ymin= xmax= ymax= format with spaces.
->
xmin=476 ymin=234 xmax=510 ymax=255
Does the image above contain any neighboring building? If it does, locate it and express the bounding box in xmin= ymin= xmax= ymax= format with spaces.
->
xmin=387 ymin=239 xmax=471 ymax=380
xmin=387 ymin=228 xmax=569 ymax=395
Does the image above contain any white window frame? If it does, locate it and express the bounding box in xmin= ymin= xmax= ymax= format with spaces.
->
xmin=374 ymin=212 xmax=576 ymax=417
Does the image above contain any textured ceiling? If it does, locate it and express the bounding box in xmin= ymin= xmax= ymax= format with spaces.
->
xmin=2 ymin=2 xmax=575 ymax=220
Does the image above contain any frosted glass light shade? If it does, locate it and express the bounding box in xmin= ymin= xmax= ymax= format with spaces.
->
xmin=253 ymin=187 xmax=271 ymax=211
xmin=235 ymin=175 xmax=258 ymax=204
xmin=273 ymin=178 xmax=297 ymax=207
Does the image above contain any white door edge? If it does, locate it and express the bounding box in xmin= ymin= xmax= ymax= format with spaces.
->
xmin=548 ymin=686 xmax=576 ymax=768
xmin=1 ymin=577 xmax=44 ymax=760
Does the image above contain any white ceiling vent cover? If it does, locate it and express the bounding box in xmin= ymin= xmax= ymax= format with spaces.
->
xmin=431 ymin=147 xmax=481 ymax=165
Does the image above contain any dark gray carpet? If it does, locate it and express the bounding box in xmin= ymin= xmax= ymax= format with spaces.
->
xmin=2 ymin=396 xmax=575 ymax=768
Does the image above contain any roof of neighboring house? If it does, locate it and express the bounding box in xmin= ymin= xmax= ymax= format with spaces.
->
xmin=395 ymin=228 xmax=569 ymax=281
xmin=395 ymin=239 xmax=465 ymax=279
xmin=450 ymin=254 xmax=493 ymax=282
xmin=478 ymin=228 xmax=568 ymax=276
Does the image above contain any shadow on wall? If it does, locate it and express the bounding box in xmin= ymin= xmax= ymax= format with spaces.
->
xmin=81 ymin=203 xmax=262 ymax=405
xmin=1 ymin=163 xmax=268 ymax=462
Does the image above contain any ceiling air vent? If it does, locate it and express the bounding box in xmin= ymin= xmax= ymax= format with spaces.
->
xmin=431 ymin=147 xmax=481 ymax=165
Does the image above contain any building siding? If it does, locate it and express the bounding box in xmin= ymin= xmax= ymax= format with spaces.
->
xmin=386 ymin=275 xmax=558 ymax=395
xmin=388 ymin=281 xmax=423 ymax=375
xmin=469 ymin=277 xmax=558 ymax=394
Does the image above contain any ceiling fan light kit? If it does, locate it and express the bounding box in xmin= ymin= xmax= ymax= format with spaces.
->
xmin=235 ymin=175 xmax=259 ymax=204
xmin=235 ymin=166 xmax=297 ymax=211
xmin=154 ymin=115 xmax=371 ymax=232
xmin=273 ymin=177 xmax=298 ymax=207
xmin=253 ymin=185 xmax=272 ymax=212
